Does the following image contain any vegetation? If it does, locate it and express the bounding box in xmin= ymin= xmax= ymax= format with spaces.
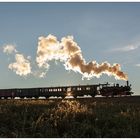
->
xmin=0 ymin=96 xmax=140 ymax=138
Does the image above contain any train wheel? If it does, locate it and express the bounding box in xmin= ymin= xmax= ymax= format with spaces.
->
xmin=91 ymin=94 xmax=95 ymax=98
xmin=45 ymin=96 xmax=49 ymax=99
xmin=61 ymin=96 xmax=65 ymax=99
xmin=111 ymin=95 xmax=114 ymax=98
xmin=73 ymin=95 xmax=77 ymax=99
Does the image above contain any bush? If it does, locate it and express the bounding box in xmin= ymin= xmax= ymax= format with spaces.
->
xmin=0 ymin=97 xmax=140 ymax=137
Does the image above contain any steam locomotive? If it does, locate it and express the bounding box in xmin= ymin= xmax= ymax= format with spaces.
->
xmin=99 ymin=81 xmax=133 ymax=97
xmin=0 ymin=81 xmax=133 ymax=99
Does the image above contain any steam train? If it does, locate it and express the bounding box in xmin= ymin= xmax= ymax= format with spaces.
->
xmin=0 ymin=81 xmax=133 ymax=99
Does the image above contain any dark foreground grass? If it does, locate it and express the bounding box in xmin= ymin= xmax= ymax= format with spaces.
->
xmin=0 ymin=96 xmax=140 ymax=138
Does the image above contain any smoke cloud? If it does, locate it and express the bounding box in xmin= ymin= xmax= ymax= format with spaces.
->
xmin=3 ymin=45 xmax=17 ymax=54
xmin=3 ymin=34 xmax=128 ymax=80
xmin=9 ymin=54 xmax=31 ymax=76
xmin=36 ymin=34 xmax=128 ymax=80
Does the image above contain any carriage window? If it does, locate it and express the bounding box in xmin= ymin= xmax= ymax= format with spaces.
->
xmin=67 ymin=87 xmax=71 ymax=92
xmin=53 ymin=89 xmax=57 ymax=92
xmin=77 ymin=87 xmax=81 ymax=91
xmin=86 ymin=87 xmax=90 ymax=90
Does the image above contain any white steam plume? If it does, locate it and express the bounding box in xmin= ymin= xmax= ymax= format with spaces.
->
xmin=3 ymin=45 xmax=17 ymax=54
xmin=9 ymin=54 xmax=31 ymax=76
xmin=36 ymin=34 xmax=128 ymax=80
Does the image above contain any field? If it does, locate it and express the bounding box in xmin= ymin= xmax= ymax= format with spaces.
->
xmin=0 ymin=96 xmax=140 ymax=138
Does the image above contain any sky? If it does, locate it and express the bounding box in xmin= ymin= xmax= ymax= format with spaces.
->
xmin=0 ymin=2 xmax=140 ymax=95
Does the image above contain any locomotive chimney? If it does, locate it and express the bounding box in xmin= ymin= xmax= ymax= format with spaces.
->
xmin=126 ymin=81 xmax=129 ymax=86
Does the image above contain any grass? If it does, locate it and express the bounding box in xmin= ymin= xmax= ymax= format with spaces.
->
xmin=0 ymin=96 xmax=140 ymax=138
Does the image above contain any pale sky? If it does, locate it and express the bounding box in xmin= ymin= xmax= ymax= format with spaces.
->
xmin=0 ymin=2 xmax=140 ymax=95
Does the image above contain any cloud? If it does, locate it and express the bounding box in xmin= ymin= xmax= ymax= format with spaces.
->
xmin=36 ymin=34 xmax=128 ymax=80
xmin=32 ymin=69 xmax=48 ymax=78
xmin=3 ymin=34 xmax=128 ymax=81
xmin=135 ymin=64 xmax=140 ymax=67
xmin=110 ymin=44 xmax=139 ymax=53
xmin=39 ymin=72 xmax=47 ymax=78
xmin=3 ymin=45 xmax=32 ymax=77
xmin=27 ymin=56 xmax=31 ymax=60
xmin=8 ymin=54 xmax=31 ymax=76
xmin=3 ymin=45 xmax=17 ymax=54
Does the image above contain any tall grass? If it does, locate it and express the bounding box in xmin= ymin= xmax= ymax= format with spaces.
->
xmin=0 ymin=97 xmax=140 ymax=138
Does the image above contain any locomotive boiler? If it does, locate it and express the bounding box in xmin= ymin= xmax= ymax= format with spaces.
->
xmin=99 ymin=81 xmax=133 ymax=97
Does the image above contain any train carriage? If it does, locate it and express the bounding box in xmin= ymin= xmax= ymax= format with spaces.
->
xmin=0 ymin=81 xmax=133 ymax=99
xmin=69 ymin=85 xmax=99 ymax=98
xmin=0 ymin=89 xmax=15 ymax=99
